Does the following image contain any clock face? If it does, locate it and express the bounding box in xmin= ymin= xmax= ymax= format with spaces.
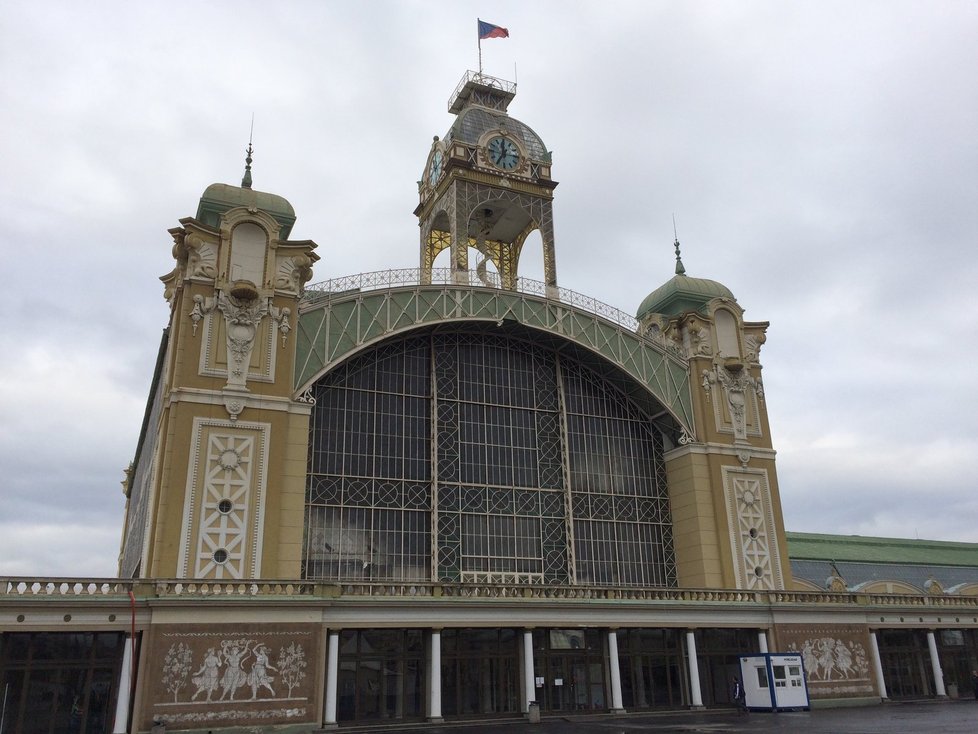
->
xmin=487 ymin=136 xmax=520 ymax=170
xmin=428 ymin=150 xmax=444 ymax=186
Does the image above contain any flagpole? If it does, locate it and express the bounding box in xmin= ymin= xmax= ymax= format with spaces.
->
xmin=477 ymin=18 xmax=483 ymax=75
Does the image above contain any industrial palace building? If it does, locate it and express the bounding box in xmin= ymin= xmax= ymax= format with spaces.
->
xmin=1 ymin=71 xmax=977 ymax=733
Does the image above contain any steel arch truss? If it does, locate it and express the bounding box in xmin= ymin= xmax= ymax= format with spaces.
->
xmin=296 ymin=286 xmax=695 ymax=435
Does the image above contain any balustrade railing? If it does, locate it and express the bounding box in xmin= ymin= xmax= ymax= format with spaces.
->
xmin=3 ymin=577 xmax=977 ymax=610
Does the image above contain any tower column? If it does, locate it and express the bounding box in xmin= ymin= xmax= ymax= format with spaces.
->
xmin=540 ymin=216 xmax=558 ymax=297
xmin=111 ymin=635 xmax=135 ymax=734
xmin=429 ymin=629 xmax=443 ymax=722
xmin=607 ymin=629 xmax=625 ymax=713
xmin=451 ymin=189 xmax=469 ymax=284
xmin=522 ymin=629 xmax=536 ymax=713
xmin=869 ymin=631 xmax=889 ymax=701
xmin=323 ymin=631 xmax=340 ymax=727
xmin=685 ymin=630 xmax=704 ymax=709
xmin=926 ymin=631 xmax=947 ymax=698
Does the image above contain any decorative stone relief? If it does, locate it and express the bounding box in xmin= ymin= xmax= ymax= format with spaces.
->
xmin=795 ymin=637 xmax=870 ymax=683
xmin=744 ymin=331 xmax=766 ymax=365
xmin=702 ymin=357 xmax=764 ymax=442
xmin=683 ymin=320 xmax=713 ymax=358
xmin=924 ymin=577 xmax=945 ymax=595
xmin=189 ymin=287 xmax=288 ymax=416
xmin=217 ymin=291 xmax=269 ymax=389
xmin=146 ymin=625 xmax=318 ymax=731
xmin=722 ymin=466 xmax=784 ymax=590
xmin=269 ymin=305 xmax=292 ymax=347
xmin=274 ymin=253 xmax=314 ymax=294
xmin=826 ymin=574 xmax=848 ymax=592
xmin=180 ymin=419 xmax=269 ymax=580
xmin=189 ymin=294 xmax=217 ymax=337
xmin=184 ymin=234 xmax=218 ymax=279
xmin=778 ymin=625 xmax=876 ymax=698
xmin=192 ymin=433 xmax=254 ymax=579
xmin=640 ymin=321 xmax=686 ymax=359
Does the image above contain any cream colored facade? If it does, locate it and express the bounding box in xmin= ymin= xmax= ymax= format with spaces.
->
xmin=140 ymin=202 xmax=318 ymax=580
xmin=2 ymin=71 xmax=977 ymax=734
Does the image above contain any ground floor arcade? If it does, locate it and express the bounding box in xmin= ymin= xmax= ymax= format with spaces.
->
xmin=1 ymin=582 xmax=977 ymax=732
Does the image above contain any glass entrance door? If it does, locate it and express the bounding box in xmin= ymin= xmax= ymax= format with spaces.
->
xmin=533 ymin=629 xmax=606 ymax=713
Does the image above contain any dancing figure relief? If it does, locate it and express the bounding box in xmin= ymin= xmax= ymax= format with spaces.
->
xmin=162 ymin=637 xmax=307 ymax=705
xmin=792 ymin=637 xmax=870 ymax=682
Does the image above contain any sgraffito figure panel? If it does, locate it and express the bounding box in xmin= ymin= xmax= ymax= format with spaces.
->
xmin=143 ymin=624 xmax=321 ymax=730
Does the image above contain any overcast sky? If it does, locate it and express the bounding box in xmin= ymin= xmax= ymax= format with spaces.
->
xmin=1 ymin=1 xmax=976 ymax=577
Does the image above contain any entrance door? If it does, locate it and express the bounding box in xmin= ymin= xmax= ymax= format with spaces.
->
xmin=533 ymin=629 xmax=606 ymax=713
xmin=539 ymin=655 xmax=605 ymax=711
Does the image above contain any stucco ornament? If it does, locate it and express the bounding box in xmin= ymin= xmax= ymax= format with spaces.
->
xmin=217 ymin=291 xmax=269 ymax=388
xmin=826 ymin=573 xmax=848 ymax=592
xmin=189 ymin=294 xmax=217 ymax=337
xmin=275 ymin=253 xmax=314 ymax=293
xmin=684 ymin=320 xmax=713 ymax=358
xmin=270 ymin=305 xmax=292 ymax=347
xmin=703 ymin=354 xmax=764 ymax=441
xmin=744 ymin=331 xmax=766 ymax=364
xmin=184 ymin=234 xmax=218 ymax=279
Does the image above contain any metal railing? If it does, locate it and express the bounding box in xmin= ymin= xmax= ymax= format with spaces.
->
xmin=304 ymin=267 xmax=646 ymax=335
xmin=449 ymin=71 xmax=517 ymax=111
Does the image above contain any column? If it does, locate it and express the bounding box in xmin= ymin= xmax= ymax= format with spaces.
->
xmin=869 ymin=631 xmax=889 ymax=701
xmin=758 ymin=630 xmax=769 ymax=654
xmin=685 ymin=630 xmax=704 ymax=709
xmin=111 ymin=636 xmax=134 ymax=734
xmin=523 ymin=630 xmax=536 ymax=712
xmin=926 ymin=631 xmax=947 ymax=698
xmin=323 ymin=631 xmax=339 ymax=727
xmin=429 ymin=630 xmax=443 ymax=722
xmin=607 ymin=630 xmax=625 ymax=712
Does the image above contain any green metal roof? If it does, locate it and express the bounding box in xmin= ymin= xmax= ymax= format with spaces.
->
xmin=786 ymin=531 xmax=978 ymax=568
xmin=196 ymin=183 xmax=296 ymax=238
xmin=636 ymin=274 xmax=735 ymax=319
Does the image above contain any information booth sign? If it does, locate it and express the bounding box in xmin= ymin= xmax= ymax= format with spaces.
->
xmin=739 ymin=653 xmax=810 ymax=711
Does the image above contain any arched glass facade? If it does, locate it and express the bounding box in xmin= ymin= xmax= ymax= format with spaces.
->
xmin=303 ymin=330 xmax=677 ymax=587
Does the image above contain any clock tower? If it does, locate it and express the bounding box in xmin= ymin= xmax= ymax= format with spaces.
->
xmin=415 ymin=71 xmax=559 ymax=294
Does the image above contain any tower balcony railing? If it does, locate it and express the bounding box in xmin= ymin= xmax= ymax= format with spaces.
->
xmin=449 ymin=70 xmax=517 ymax=111
xmin=304 ymin=267 xmax=642 ymax=333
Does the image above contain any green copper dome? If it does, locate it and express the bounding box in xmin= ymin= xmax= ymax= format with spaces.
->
xmin=636 ymin=274 xmax=735 ymax=319
xmin=637 ymin=241 xmax=735 ymax=319
xmin=196 ymin=183 xmax=296 ymax=239
xmin=194 ymin=147 xmax=296 ymax=237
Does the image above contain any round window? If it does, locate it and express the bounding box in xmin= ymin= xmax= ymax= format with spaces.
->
xmin=218 ymin=499 xmax=233 ymax=514
xmin=213 ymin=549 xmax=229 ymax=564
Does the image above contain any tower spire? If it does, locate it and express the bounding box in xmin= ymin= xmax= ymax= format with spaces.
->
xmin=241 ymin=115 xmax=254 ymax=189
xmin=241 ymin=142 xmax=253 ymax=189
xmin=672 ymin=214 xmax=686 ymax=275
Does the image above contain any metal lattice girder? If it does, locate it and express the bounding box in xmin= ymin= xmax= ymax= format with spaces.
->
xmin=296 ymin=285 xmax=694 ymax=434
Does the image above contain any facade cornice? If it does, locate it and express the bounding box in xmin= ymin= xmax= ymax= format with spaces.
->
xmin=165 ymin=387 xmax=312 ymax=416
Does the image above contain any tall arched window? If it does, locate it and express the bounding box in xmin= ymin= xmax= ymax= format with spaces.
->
xmin=303 ymin=329 xmax=676 ymax=588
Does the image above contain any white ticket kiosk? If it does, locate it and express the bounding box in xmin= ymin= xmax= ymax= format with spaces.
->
xmin=739 ymin=653 xmax=810 ymax=711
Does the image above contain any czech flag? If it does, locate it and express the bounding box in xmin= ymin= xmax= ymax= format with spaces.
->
xmin=478 ymin=20 xmax=509 ymax=39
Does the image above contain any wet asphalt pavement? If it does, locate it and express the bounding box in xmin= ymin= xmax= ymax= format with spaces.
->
xmin=373 ymin=699 xmax=978 ymax=734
